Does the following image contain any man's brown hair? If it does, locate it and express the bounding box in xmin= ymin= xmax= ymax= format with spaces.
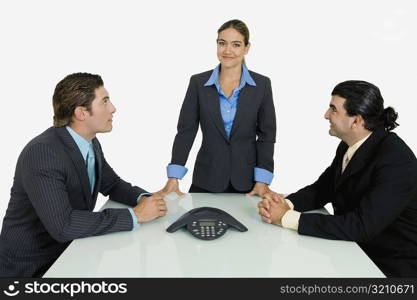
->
xmin=53 ymin=72 xmax=103 ymax=127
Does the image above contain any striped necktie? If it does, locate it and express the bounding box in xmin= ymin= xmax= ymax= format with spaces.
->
xmin=341 ymin=152 xmax=350 ymax=173
xmin=86 ymin=143 xmax=96 ymax=193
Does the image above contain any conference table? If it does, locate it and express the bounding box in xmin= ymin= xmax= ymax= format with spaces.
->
xmin=44 ymin=193 xmax=385 ymax=277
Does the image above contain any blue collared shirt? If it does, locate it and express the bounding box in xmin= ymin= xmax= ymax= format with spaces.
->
xmin=205 ymin=64 xmax=257 ymax=137
xmin=66 ymin=126 xmax=95 ymax=178
xmin=66 ymin=126 xmax=144 ymax=230
xmin=167 ymin=65 xmax=274 ymax=185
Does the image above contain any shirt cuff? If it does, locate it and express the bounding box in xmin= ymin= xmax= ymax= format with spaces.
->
xmin=254 ymin=167 xmax=274 ymax=185
xmin=167 ymin=164 xmax=188 ymax=179
xmin=128 ymin=208 xmax=140 ymax=230
xmin=130 ymin=193 xmax=153 ymax=230
xmin=137 ymin=193 xmax=152 ymax=203
xmin=281 ymin=210 xmax=301 ymax=231
xmin=285 ymin=199 xmax=294 ymax=210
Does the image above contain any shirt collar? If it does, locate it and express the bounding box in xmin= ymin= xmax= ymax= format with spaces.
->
xmin=241 ymin=64 xmax=256 ymax=86
xmin=204 ymin=64 xmax=257 ymax=89
xmin=66 ymin=126 xmax=92 ymax=161
xmin=345 ymin=132 xmax=372 ymax=161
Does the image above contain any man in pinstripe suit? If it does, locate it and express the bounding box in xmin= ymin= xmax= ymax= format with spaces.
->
xmin=0 ymin=73 xmax=167 ymax=277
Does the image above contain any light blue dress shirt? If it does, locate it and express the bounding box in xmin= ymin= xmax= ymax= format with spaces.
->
xmin=66 ymin=126 xmax=144 ymax=230
xmin=167 ymin=65 xmax=274 ymax=185
xmin=66 ymin=126 xmax=96 ymax=190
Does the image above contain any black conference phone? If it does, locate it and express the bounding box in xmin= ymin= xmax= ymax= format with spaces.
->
xmin=166 ymin=207 xmax=248 ymax=240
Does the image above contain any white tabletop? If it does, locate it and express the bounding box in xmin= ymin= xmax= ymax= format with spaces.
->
xmin=44 ymin=193 xmax=385 ymax=278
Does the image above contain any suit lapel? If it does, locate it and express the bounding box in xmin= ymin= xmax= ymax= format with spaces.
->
xmin=230 ymin=85 xmax=256 ymax=138
xmin=55 ymin=127 xmax=93 ymax=205
xmin=205 ymin=85 xmax=230 ymax=143
xmin=334 ymin=143 xmax=347 ymax=184
xmin=335 ymin=129 xmax=388 ymax=189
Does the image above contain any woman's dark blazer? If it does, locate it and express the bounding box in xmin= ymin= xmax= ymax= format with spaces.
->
xmin=170 ymin=70 xmax=276 ymax=192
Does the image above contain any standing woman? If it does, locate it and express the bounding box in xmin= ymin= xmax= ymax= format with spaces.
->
xmin=160 ymin=19 xmax=277 ymax=197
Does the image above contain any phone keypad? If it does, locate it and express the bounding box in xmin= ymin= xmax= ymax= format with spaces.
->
xmin=189 ymin=221 xmax=228 ymax=240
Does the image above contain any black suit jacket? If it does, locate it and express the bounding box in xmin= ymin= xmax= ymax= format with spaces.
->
xmin=170 ymin=70 xmax=276 ymax=192
xmin=0 ymin=126 xmax=146 ymax=277
xmin=287 ymin=128 xmax=417 ymax=277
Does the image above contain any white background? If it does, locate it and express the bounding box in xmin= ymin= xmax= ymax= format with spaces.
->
xmin=0 ymin=0 xmax=416 ymax=231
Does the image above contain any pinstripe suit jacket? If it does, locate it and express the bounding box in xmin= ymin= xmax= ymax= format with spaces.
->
xmin=0 ymin=126 xmax=146 ymax=277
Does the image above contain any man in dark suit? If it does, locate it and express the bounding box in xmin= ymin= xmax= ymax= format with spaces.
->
xmin=258 ymin=80 xmax=417 ymax=277
xmin=0 ymin=73 xmax=167 ymax=277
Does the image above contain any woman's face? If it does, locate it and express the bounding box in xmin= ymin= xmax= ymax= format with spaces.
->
xmin=217 ymin=28 xmax=250 ymax=69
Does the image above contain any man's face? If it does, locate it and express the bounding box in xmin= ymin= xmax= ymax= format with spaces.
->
xmin=324 ymin=95 xmax=356 ymax=140
xmin=216 ymin=28 xmax=249 ymax=68
xmin=84 ymin=86 xmax=116 ymax=135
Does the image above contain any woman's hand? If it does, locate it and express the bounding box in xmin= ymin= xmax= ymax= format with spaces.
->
xmin=157 ymin=178 xmax=185 ymax=197
xmin=246 ymin=182 xmax=273 ymax=197
xmin=246 ymin=182 xmax=284 ymax=200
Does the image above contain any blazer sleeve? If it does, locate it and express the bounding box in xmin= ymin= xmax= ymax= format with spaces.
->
xmin=256 ymin=77 xmax=276 ymax=172
xmin=96 ymin=142 xmax=148 ymax=206
xmin=286 ymin=147 xmax=341 ymax=211
xmin=297 ymin=145 xmax=417 ymax=242
xmin=170 ymin=75 xmax=200 ymax=166
xmin=286 ymin=166 xmax=334 ymax=211
xmin=21 ymin=143 xmax=134 ymax=243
